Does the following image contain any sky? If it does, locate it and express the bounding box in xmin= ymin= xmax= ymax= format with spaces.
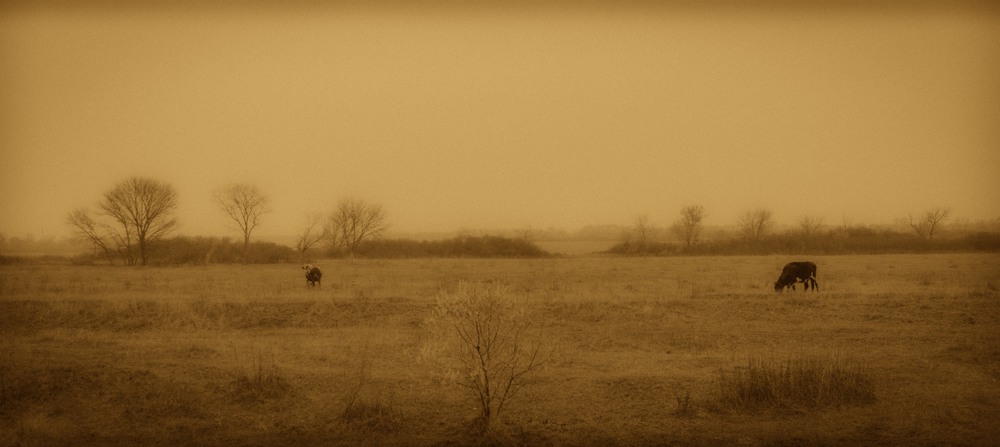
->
xmin=2 ymin=1 xmax=999 ymax=241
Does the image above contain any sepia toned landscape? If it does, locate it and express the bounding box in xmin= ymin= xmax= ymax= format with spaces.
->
xmin=3 ymin=1 xmax=1000 ymax=446
xmin=2 ymin=254 xmax=999 ymax=446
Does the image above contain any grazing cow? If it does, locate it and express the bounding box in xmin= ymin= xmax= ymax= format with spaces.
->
xmin=774 ymin=261 xmax=818 ymax=292
xmin=303 ymin=264 xmax=322 ymax=288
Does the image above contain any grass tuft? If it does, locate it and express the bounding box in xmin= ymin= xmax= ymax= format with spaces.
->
xmin=340 ymin=339 xmax=404 ymax=433
xmin=226 ymin=345 xmax=290 ymax=401
xmin=717 ymin=354 xmax=876 ymax=412
xmin=674 ymin=390 xmax=696 ymax=417
xmin=341 ymin=394 xmax=403 ymax=433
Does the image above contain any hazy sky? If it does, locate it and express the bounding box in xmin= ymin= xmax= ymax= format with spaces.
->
xmin=2 ymin=1 xmax=999 ymax=240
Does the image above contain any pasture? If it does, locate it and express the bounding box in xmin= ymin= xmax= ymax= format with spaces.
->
xmin=1 ymin=254 xmax=998 ymax=446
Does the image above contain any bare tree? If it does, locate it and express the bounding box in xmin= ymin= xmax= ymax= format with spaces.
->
xmin=619 ymin=228 xmax=634 ymax=253
xmin=672 ymin=205 xmax=706 ymax=247
xmin=632 ymin=214 xmax=652 ymax=254
xmin=835 ymin=215 xmax=853 ymax=238
xmin=295 ymin=213 xmax=327 ymax=262
xmin=427 ymin=281 xmax=548 ymax=430
xmin=516 ymin=225 xmax=534 ymax=243
xmin=66 ymin=208 xmax=116 ymax=264
xmin=326 ymin=198 xmax=389 ymax=263
xmin=91 ymin=176 xmax=178 ymax=266
xmin=215 ymin=183 xmax=270 ymax=261
xmin=736 ymin=208 xmax=774 ymax=244
xmin=798 ymin=214 xmax=825 ymax=237
xmin=909 ymin=207 xmax=952 ymax=241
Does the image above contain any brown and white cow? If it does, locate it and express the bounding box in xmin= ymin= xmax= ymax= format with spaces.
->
xmin=303 ymin=264 xmax=323 ymax=288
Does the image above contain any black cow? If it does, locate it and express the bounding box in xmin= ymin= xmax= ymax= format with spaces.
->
xmin=774 ymin=261 xmax=818 ymax=292
xmin=303 ymin=264 xmax=323 ymax=288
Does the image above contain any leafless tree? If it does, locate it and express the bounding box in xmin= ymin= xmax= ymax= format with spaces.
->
xmin=88 ymin=176 xmax=178 ymax=266
xmin=632 ymin=214 xmax=652 ymax=254
xmin=619 ymin=228 xmax=634 ymax=253
xmin=215 ymin=183 xmax=270 ymax=261
xmin=295 ymin=213 xmax=327 ymax=262
xmin=619 ymin=215 xmax=653 ymax=255
xmin=427 ymin=281 xmax=548 ymax=430
xmin=672 ymin=205 xmax=706 ymax=247
xmin=798 ymin=214 xmax=825 ymax=237
xmin=736 ymin=208 xmax=774 ymax=244
xmin=66 ymin=208 xmax=117 ymax=264
xmin=834 ymin=215 xmax=853 ymax=238
xmin=909 ymin=207 xmax=952 ymax=241
xmin=516 ymin=225 xmax=534 ymax=242
xmin=326 ymin=198 xmax=389 ymax=263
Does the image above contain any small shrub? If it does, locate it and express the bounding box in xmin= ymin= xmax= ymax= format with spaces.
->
xmin=674 ymin=390 xmax=696 ymax=417
xmin=341 ymin=343 xmax=403 ymax=432
xmin=717 ymin=354 xmax=875 ymax=412
xmin=227 ymin=344 xmax=290 ymax=401
xmin=342 ymin=395 xmax=403 ymax=433
xmin=425 ymin=280 xmax=549 ymax=431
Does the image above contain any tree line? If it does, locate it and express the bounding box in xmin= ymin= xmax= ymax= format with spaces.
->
xmin=54 ymin=176 xmax=1000 ymax=266
xmin=65 ymin=176 xmax=390 ymax=266
xmin=613 ymin=205 xmax=1000 ymax=255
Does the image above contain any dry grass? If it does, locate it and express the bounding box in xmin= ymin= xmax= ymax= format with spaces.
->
xmin=1 ymin=254 xmax=999 ymax=446
xmin=717 ymin=354 xmax=876 ymax=412
xmin=340 ymin=340 xmax=405 ymax=434
xmin=226 ymin=343 xmax=292 ymax=402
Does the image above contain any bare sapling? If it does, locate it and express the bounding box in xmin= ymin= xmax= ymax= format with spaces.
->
xmin=342 ymin=341 xmax=402 ymax=432
xmin=425 ymin=280 xmax=549 ymax=431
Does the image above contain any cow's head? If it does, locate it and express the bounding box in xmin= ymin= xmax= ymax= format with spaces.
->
xmin=302 ymin=264 xmax=312 ymax=271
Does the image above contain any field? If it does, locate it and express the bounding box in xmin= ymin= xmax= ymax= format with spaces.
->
xmin=2 ymin=254 xmax=999 ymax=446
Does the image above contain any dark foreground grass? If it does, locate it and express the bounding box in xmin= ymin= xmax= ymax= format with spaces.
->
xmin=717 ymin=355 xmax=876 ymax=412
xmin=1 ymin=255 xmax=999 ymax=446
xmin=227 ymin=344 xmax=292 ymax=402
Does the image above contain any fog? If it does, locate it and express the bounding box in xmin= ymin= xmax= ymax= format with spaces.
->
xmin=2 ymin=1 xmax=998 ymax=241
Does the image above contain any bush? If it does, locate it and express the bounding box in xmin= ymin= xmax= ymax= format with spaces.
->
xmin=424 ymin=281 xmax=548 ymax=431
xmin=606 ymin=241 xmax=672 ymax=256
xmin=350 ymin=236 xmax=549 ymax=259
xmin=226 ymin=344 xmax=291 ymax=402
xmin=716 ymin=354 xmax=875 ymax=412
xmin=958 ymin=232 xmax=1000 ymax=251
xmin=146 ymin=236 xmax=296 ymax=265
xmin=607 ymin=226 xmax=1000 ymax=256
xmin=341 ymin=343 xmax=403 ymax=433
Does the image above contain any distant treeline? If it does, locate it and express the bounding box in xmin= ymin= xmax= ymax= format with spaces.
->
xmin=3 ymin=227 xmax=999 ymax=266
xmin=73 ymin=236 xmax=299 ymax=266
xmin=343 ymin=235 xmax=548 ymax=259
xmin=610 ymin=226 xmax=1000 ymax=256
xmin=1 ymin=234 xmax=548 ymax=266
xmin=1 ymin=236 xmax=298 ymax=265
xmin=134 ymin=235 xmax=547 ymax=264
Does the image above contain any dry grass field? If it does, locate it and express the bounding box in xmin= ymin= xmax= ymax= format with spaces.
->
xmin=1 ymin=253 xmax=998 ymax=446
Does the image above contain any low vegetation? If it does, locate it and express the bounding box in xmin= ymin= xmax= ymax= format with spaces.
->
xmin=226 ymin=344 xmax=292 ymax=402
xmin=1 ymin=254 xmax=998 ymax=445
xmin=610 ymin=225 xmax=1000 ymax=256
xmin=716 ymin=354 xmax=876 ymax=412
xmin=2 ymin=235 xmax=548 ymax=266
xmin=351 ymin=235 xmax=549 ymax=259
xmin=5 ymin=221 xmax=1000 ymax=266
xmin=425 ymin=281 xmax=549 ymax=431
xmin=341 ymin=343 xmax=404 ymax=433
